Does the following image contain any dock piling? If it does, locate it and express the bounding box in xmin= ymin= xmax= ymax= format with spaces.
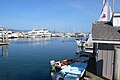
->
xmin=2 ymin=31 xmax=4 ymax=43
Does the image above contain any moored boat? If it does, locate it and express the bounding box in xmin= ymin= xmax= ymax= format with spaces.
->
xmin=75 ymin=38 xmax=86 ymax=47
xmin=51 ymin=60 xmax=88 ymax=80
xmin=50 ymin=56 xmax=89 ymax=80
xmin=75 ymin=33 xmax=93 ymax=53
xmin=28 ymin=29 xmax=52 ymax=38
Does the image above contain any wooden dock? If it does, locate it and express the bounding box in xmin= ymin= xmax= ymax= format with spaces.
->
xmin=83 ymin=52 xmax=109 ymax=80
xmin=84 ymin=71 xmax=104 ymax=80
xmin=0 ymin=28 xmax=9 ymax=45
xmin=0 ymin=42 xmax=9 ymax=45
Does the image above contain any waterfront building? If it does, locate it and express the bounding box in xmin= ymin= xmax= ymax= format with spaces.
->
xmin=21 ymin=32 xmax=29 ymax=38
xmin=0 ymin=27 xmax=21 ymax=39
xmin=75 ymin=32 xmax=85 ymax=37
xmin=11 ymin=32 xmax=23 ymax=38
xmin=64 ymin=33 xmax=76 ymax=37
xmin=92 ymin=0 xmax=120 ymax=79
xmin=92 ymin=12 xmax=120 ymax=80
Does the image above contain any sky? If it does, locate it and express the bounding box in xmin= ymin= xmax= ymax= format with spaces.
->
xmin=0 ymin=0 xmax=120 ymax=33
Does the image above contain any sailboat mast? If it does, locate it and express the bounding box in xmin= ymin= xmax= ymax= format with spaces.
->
xmin=103 ymin=0 xmax=105 ymax=5
xmin=112 ymin=0 xmax=114 ymax=12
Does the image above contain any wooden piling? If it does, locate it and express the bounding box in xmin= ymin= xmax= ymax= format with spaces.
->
xmin=2 ymin=46 xmax=4 ymax=56
xmin=114 ymin=47 xmax=120 ymax=80
xmin=2 ymin=31 xmax=4 ymax=43
xmin=6 ymin=29 xmax=8 ymax=44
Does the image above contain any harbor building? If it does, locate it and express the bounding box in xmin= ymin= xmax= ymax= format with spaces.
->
xmin=92 ymin=12 xmax=120 ymax=80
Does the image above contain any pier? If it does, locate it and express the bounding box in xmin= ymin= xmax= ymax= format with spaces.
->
xmin=75 ymin=46 xmax=107 ymax=80
xmin=0 ymin=28 xmax=9 ymax=45
xmin=85 ymin=71 xmax=104 ymax=80
xmin=0 ymin=42 xmax=9 ymax=45
xmin=84 ymin=52 xmax=107 ymax=80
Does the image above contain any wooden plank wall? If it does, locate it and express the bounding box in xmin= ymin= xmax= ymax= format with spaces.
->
xmin=96 ymin=43 xmax=114 ymax=80
xmin=114 ymin=48 xmax=120 ymax=80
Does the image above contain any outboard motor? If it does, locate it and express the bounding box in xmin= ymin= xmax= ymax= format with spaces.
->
xmin=50 ymin=60 xmax=56 ymax=71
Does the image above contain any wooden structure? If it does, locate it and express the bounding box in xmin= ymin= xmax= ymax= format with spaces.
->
xmin=92 ymin=13 xmax=120 ymax=80
xmin=0 ymin=28 xmax=8 ymax=45
xmin=114 ymin=48 xmax=120 ymax=80
xmin=94 ymin=43 xmax=115 ymax=79
xmin=85 ymin=71 xmax=104 ymax=80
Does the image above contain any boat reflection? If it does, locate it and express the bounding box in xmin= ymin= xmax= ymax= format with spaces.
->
xmin=9 ymin=37 xmax=52 ymax=46
xmin=27 ymin=37 xmax=52 ymax=46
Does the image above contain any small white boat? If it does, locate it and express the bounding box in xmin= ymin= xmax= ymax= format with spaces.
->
xmin=50 ymin=57 xmax=89 ymax=80
xmin=52 ymin=61 xmax=88 ymax=80
xmin=75 ymin=38 xmax=86 ymax=47
xmin=75 ymin=33 xmax=93 ymax=53
xmin=50 ymin=57 xmax=89 ymax=70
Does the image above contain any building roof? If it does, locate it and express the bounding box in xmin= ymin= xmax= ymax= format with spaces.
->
xmin=92 ymin=21 xmax=120 ymax=41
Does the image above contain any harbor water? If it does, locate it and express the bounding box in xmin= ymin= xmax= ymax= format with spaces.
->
xmin=0 ymin=37 xmax=78 ymax=80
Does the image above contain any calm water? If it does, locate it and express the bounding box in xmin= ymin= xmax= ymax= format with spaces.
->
xmin=0 ymin=37 xmax=78 ymax=80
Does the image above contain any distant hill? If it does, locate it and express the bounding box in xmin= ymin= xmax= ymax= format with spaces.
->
xmin=8 ymin=29 xmax=30 ymax=32
xmin=8 ymin=28 xmax=68 ymax=33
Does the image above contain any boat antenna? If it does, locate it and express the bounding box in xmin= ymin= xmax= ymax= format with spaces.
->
xmin=103 ymin=0 xmax=106 ymax=5
xmin=112 ymin=0 xmax=114 ymax=12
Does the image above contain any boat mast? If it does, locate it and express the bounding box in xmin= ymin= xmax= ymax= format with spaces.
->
xmin=103 ymin=0 xmax=105 ymax=5
xmin=112 ymin=0 xmax=114 ymax=12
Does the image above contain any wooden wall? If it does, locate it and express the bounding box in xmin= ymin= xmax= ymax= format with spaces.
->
xmin=96 ymin=43 xmax=114 ymax=80
xmin=114 ymin=47 xmax=120 ymax=80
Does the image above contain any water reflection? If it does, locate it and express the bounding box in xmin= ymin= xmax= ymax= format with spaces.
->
xmin=9 ymin=37 xmax=52 ymax=46
xmin=27 ymin=37 xmax=51 ymax=46
xmin=0 ymin=37 xmax=77 ymax=80
xmin=75 ymin=46 xmax=85 ymax=56
xmin=1 ymin=45 xmax=8 ymax=57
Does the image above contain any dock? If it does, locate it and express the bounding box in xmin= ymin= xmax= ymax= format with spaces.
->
xmin=85 ymin=71 xmax=104 ymax=80
xmin=83 ymin=52 xmax=109 ymax=80
xmin=0 ymin=42 xmax=9 ymax=45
